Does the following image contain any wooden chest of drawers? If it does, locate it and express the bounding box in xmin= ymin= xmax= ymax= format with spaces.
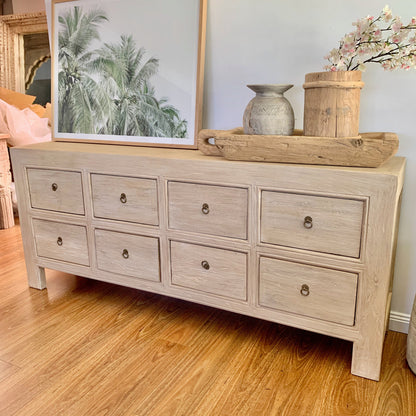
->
xmin=11 ymin=142 xmax=405 ymax=381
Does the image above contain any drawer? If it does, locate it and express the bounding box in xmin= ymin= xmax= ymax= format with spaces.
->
xmin=95 ymin=229 xmax=160 ymax=282
xmin=168 ymin=181 xmax=248 ymax=239
xmin=170 ymin=241 xmax=247 ymax=301
xmin=260 ymin=191 xmax=364 ymax=257
xmin=91 ymin=174 xmax=158 ymax=225
xmin=32 ymin=219 xmax=89 ymax=266
xmin=259 ymin=257 xmax=357 ymax=326
xmin=27 ymin=168 xmax=84 ymax=215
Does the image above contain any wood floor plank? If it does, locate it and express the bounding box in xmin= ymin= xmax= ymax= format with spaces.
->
xmin=1 ymin=223 xmax=415 ymax=416
xmin=193 ymin=326 xmax=341 ymax=416
xmin=0 ymin=289 xmax=147 ymax=415
xmin=138 ymin=314 xmax=262 ymax=416
xmin=0 ymin=359 xmax=20 ymax=384
xmin=4 ymin=293 xmax=212 ymax=416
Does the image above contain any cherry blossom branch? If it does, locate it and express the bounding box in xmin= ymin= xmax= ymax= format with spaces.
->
xmin=324 ymin=5 xmax=416 ymax=71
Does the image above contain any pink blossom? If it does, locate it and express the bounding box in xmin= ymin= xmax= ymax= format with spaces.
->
xmin=324 ymin=5 xmax=416 ymax=72
xmin=383 ymin=5 xmax=393 ymax=21
xmin=392 ymin=20 xmax=403 ymax=32
xmin=381 ymin=61 xmax=393 ymax=70
xmin=383 ymin=41 xmax=389 ymax=48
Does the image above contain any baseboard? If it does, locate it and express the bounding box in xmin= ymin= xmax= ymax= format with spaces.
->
xmin=389 ymin=310 xmax=411 ymax=334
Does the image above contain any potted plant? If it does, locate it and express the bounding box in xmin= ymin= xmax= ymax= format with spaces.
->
xmin=303 ymin=5 xmax=416 ymax=138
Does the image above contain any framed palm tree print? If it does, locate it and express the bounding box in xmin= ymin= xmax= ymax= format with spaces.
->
xmin=51 ymin=0 xmax=206 ymax=148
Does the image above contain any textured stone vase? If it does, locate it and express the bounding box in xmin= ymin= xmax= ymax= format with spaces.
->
xmin=243 ymin=84 xmax=294 ymax=136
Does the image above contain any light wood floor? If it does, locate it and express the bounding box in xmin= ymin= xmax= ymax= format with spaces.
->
xmin=1 ymin=222 xmax=415 ymax=416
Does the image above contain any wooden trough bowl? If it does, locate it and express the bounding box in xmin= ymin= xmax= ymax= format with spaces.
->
xmin=198 ymin=128 xmax=399 ymax=168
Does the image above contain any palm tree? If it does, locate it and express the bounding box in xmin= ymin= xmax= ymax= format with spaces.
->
xmin=91 ymin=35 xmax=157 ymax=136
xmin=58 ymin=8 xmax=188 ymax=138
xmin=58 ymin=6 xmax=110 ymax=133
xmin=140 ymin=84 xmax=188 ymax=138
xmin=93 ymin=35 xmax=188 ymax=138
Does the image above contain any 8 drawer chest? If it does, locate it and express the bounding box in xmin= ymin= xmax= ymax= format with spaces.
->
xmin=11 ymin=142 xmax=405 ymax=381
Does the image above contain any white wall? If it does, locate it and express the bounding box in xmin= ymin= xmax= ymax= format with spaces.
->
xmin=40 ymin=0 xmax=416 ymax=332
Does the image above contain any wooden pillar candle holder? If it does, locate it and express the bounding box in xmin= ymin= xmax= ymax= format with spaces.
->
xmin=303 ymin=71 xmax=364 ymax=138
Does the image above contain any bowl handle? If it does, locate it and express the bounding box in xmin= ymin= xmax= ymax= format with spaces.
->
xmin=197 ymin=129 xmax=223 ymax=156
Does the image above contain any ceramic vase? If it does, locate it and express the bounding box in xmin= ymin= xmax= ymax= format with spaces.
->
xmin=243 ymin=84 xmax=294 ymax=136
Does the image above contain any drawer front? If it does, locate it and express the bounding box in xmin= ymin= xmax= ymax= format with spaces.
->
xmin=95 ymin=229 xmax=160 ymax=282
xmin=168 ymin=181 xmax=248 ymax=239
xmin=33 ymin=219 xmax=89 ymax=266
xmin=260 ymin=191 xmax=364 ymax=257
xmin=259 ymin=257 xmax=357 ymax=326
xmin=170 ymin=241 xmax=247 ymax=301
xmin=91 ymin=174 xmax=158 ymax=225
xmin=27 ymin=168 xmax=84 ymax=215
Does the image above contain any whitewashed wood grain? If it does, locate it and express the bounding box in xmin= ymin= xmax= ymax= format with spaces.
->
xmin=27 ymin=168 xmax=84 ymax=214
xmin=259 ymin=256 xmax=358 ymax=326
xmin=95 ymin=228 xmax=160 ymax=282
xmin=168 ymin=181 xmax=248 ymax=239
xmin=91 ymin=174 xmax=158 ymax=225
xmin=260 ymin=190 xmax=364 ymax=258
xmin=32 ymin=219 xmax=89 ymax=266
xmin=170 ymin=240 xmax=247 ymax=301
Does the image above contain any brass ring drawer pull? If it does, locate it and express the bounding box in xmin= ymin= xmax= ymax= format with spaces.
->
xmin=201 ymin=203 xmax=210 ymax=215
xmin=51 ymin=183 xmax=58 ymax=191
xmin=120 ymin=193 xmax=127 ymax=204
xmin=201 ymin=260 xmax=210 ymax=270
xmin=122 ymin=249 xmax=129 ymax=259
xmin=300 ymin=284 xmax=310 ymax=296
xmin=57 ymin=236 xmax=63 ymax=246
xmin=303 ymin=216 xmax=313 ymax=229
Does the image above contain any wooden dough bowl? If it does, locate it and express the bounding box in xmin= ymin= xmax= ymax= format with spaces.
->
xmin=198 ymin=128 xmax=399 ymax=168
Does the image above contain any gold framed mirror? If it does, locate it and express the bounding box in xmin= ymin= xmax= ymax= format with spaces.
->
xmin=0 ymin=11 xmax=48 ymax=93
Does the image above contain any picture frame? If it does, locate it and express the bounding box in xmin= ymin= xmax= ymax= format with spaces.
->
xmin=51 ymin=0 xmax=207 ymax=148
